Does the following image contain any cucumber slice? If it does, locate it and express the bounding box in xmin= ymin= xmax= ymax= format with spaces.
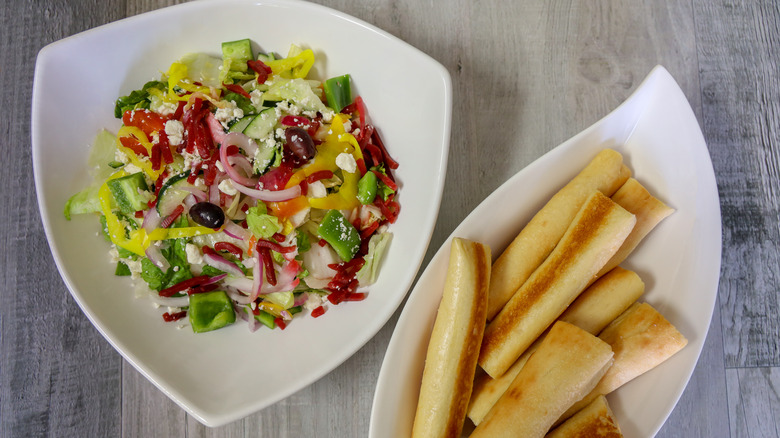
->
xmin=156 ymin=171 xmax=194 ymax=216
xmin=107 ymin=172 xmax=150 ymax=214
xmin=242 ymin=107 xmax=276 ymax=140
xmin=221 ymin=39 xmax=252 ymax=73
xmin=228 ymin=115 xmax=253 ymax=134
xmin=253 ymin=143 xmax=277 ymax=175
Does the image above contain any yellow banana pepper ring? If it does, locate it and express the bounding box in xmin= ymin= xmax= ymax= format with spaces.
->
xmin=284 ymin=114 xmax=363 ymax=211
xmin=116 ymin=126 xmax=164 ymax=181
xmin=98 ymin=171 xmax=217 ymax=256
xmin=166 ymin=61 xmax=212 ymax=101
xmin=266 ymin=49 xmax=315 ymax=79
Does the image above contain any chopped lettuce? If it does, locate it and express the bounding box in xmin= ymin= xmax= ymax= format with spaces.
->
xmin=246 ymin=204 xmax=282 ymax=238
xmin=223 ymin=92 xmax=256 ymax=116
xmin=356 ymin=232 xmax=392 ymax=285
xmin=140 ymin=239 xmax=192 ymax=291
xmin=114 ymin=80 xmax=167 ymax=118
xmin=178 ymin=53 xmax=222 ymax=88
xmin=263 ymin=78 xmax=330 ymax=114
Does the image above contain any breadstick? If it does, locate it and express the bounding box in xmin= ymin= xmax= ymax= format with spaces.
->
xmin=557 ymin=302 xmax=688 ymax=424
xmin=545 ymin=395 xmax=623 ymax=438
xmin=411 ymin=238 xmax=491 ymax=438
xmin=467 ymin=266 xmax=643 ymax=425
xmin=487 ymin=149 xmax=631 ymax=320
xmin=598 ymin=177 xmax=674 ymax=277
xmin=471 ymin=321 xmax=614 ymax=438
xmin=479 ymin=191 xmax=635 ymax=378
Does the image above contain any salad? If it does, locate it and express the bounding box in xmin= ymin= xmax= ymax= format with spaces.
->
xmin=64 ymin=39 xmax=400 ymax=333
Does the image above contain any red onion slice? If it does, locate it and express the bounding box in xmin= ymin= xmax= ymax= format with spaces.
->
xmin=293 ymin=292 xmax=309 ymax=307
xmin=226 ymin=287 xmax=254 ymax=306
xmin=223 ymin=131 xmax=258 ymax=157
xmin=142 ymin=208 xmax=162 ymax=233
xmin=250 ymin=253 xmax=263 ymax=301
xmin=206 ymin=112 xmax=227 ymax=145
xmin=224 ymin=221 xmax=252 ymax=241
xmin=209 ymin=182 xmax=220 ymax=204
xmin=182 ymin=186 xmax=208 ymax=202
xmin=145 ymin=245 xmax=170 ymax=272
xmin=183 ymin=193 xmax=197 ymax=210
xmin=203 ymin=253 xmax=244 ymax=277
xmin=148 ymin=294 xmax=189 ymax=308
xmin=231 ymin=179 xmax=302 ymax=202
xmin=220 ymin=133 xmax=259 ymax=186
xmin=222 ymin=276 xmax=254 ymax=292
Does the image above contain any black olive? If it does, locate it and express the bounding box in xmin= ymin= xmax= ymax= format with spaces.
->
xmin=189 ymin=202 xmax=225 ymax=228
xmin=284 ymin=126 xmax=315 ymax=166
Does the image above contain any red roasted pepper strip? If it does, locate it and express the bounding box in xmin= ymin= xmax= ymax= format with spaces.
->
xmin=372 ymin=169 xmax=398 ymax=192
xmin=223 ymin=82 xmax=251 ymax=99
xmin=151 ymin=143 xmax=162 ymax=170
xmin=256 ymin=238 xmax=296 ymax=254
xmin=162 ymin=311 xmax=187 ymax=322
xmin=371 ymin=128 xmax=399 ymax=170
xmin=305 ymin=170 xmax=334 ymax=184
xmin=259 ymin=247 xmax=277 ymax=286
xmin=160 ymin=205 xmax=184 ymax=228
xmin=247 ymin=59 xmax=272 ymax=84
xmin=214 ymin=241 xmax=243 ymax=258
xmin=188 ymin=283 xmax=219 ymax=295
xmin=158 ymin=131 xmax=174 ymax=164
xmin=123 ymin=109 xmax=167 ymax=136
xmin=311 ymin=306 xmax=326 ymax=318
xmin=159 ymin=275 xmax=210 ymax=297
xmin=120 ymin=136 xmax=149 ymax=157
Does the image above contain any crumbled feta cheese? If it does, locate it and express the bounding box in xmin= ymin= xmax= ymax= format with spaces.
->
xmin=165 ymin=120 xmax=185 ymax=146
xmin=114 ymin=148 xmax=130 ymax=164
xmin=218 ymin=179 xmax=238 ymax=196
xmin=185 ymin=243 xmax=203 ymax=265
xmin=150 ymin=131 xmax=160 ymax=144
xmin=278 ymin=100 xmax=303 ymax=116
xmin=215 ymin=160 xmax=225 ymax=172
xmin=321 ymin=110 xmax=334 ymax=123
xmin=342 ymin=119 xmax=353 ymax=132
xmin=336 ymin=153 xmax=357 ymax=174
xmin=154 ymin=101 xmax=178 ymax=117
xmin=124 ymin=163 xmax=143 ymax=174
xmin=308 ymin=180 xmax=327 ymax=198
xmin=214 ymin=101 xmax=244 ymax=129
xmin=109 ymin=247 xmax=120 ymax=263
xmin=250 ymin=89 xmax=263 ymax=107
xmin=303 ymin=293 xmax=323 ymax=311
xmin=182 ymin=151 xmax=199 ymax=169
xmin=125 ymin=259 xmax=143 ymax=280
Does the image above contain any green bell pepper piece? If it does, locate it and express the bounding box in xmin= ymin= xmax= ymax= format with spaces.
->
xmin=357 ymin=171 xmax=378 ymax=204
xmin=189 ymin=291 xmax=236 ymax=333
xmin=317 ymin=209 xmax=361 ymax=261
xmin=323 ymin=74 xmax=352 ymax=113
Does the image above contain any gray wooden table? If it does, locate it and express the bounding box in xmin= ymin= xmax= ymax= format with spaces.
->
xmin=2 ymin=0 xmax=778 ymax=436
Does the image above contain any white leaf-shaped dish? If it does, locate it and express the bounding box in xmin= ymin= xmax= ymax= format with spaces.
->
xmin=32 ymin=0 xmax=451 ymax=427
xmin=369 ymin=66 xmax=720 ymax=438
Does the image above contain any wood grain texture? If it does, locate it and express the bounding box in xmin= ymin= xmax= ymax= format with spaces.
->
xmin=694 ymin=0 xmax=780 ymax=369
xmin=0 ymin=1 xmax=125 ymax=438
xmin=1 ymin=0 xmax=778 ymax=436
xmin=727 ymin=367 xmax=780 ymax=438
